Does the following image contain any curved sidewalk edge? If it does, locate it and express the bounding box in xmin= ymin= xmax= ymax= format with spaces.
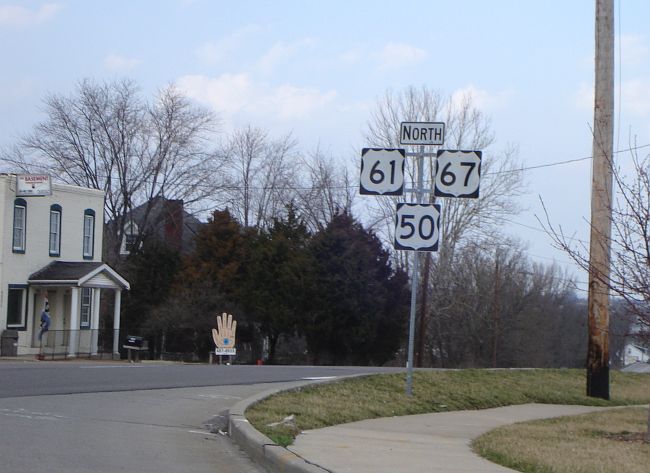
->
xmin=227 ymin=379 xmax=341 ymax=473
xmin=227 ymin=378 xmax=641 ymax=473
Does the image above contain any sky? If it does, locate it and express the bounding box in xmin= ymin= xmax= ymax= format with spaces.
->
xmin=1 ymin=0 xmax=649 ymax=291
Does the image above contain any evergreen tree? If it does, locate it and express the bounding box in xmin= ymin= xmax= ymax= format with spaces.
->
xmin=154 ymin=209 xmax=257 ymax=359
xmin=186 ymin=209 xmax=252 ymax=298
xmin=121 ymin=239 xmax=182 ymax=333
xmin=304 ymin=212 xmax=409 ymax=365
xmin=243 ymin=205 xmax=313 ymax=363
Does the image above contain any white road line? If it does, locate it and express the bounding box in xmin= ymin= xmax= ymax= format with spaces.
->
xmin=198 ymin=394 xmax=242 ymax=400
xmin=0 ymin=408 xmax=65 ymax=421
xmin=187 ymin=430 xmax=216 ymax=436
xmin=301 ymin=376 xmax=338 ymax=380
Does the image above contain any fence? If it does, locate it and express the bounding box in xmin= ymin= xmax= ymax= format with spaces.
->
xmin=36 ymin=328 xmax=310 ymax=364
xmin=38 ymin=329 xmax=118 ymax=360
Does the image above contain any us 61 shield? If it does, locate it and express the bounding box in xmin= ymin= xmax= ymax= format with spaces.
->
xmin=359 ymin=148 xmax=405 ymax=196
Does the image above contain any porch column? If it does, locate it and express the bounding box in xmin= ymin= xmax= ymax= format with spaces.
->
xmin=112 ymin=289 xmax=122 ymax=358
xmin=68 ymin=287 xmax=80 ymax=358
xmin=27 ymin=286 xmax=36 ymax=348
xmin=90 ymin=288 xmax=101 ymax=356
xmin=53 ymin=289 xmax=65 ymax=331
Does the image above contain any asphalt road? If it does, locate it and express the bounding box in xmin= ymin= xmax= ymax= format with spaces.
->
xmin=0 ymin=360 xmax=400 ymax=398
xmin=0 ymin=361 xmax=402 ymax=473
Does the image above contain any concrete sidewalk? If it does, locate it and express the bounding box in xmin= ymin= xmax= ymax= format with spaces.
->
xmin=229 ymin=390 xmax=611 ymax=473
xmin=286 ymin=404 xmax=610 ymax=472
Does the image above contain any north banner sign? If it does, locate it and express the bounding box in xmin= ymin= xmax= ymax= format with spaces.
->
xmin=399 ymin=122 xmax=445 ymax=146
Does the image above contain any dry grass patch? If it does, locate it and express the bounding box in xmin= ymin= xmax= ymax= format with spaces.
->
xmin=473 ymin=407 xmax=650 ymax=473
xmin=245 ymin=369 xmax=650 ymax=446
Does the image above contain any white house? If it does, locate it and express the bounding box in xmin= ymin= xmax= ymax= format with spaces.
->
xmin=623 ymin=343 xmax=649 ymax=366
xmin=0 ymin=174 xmax=129 ymax=358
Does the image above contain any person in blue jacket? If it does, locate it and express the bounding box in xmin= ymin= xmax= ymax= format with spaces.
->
xmin=38 ymin=304 xmax=51 ymax=342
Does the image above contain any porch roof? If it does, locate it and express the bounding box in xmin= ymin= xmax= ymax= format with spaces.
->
xmin=28 ymin=261 xmax=130 ymax=290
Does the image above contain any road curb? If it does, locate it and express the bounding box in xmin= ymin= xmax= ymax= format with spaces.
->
xmin=228 ymin=376 xmax=370 ymax=473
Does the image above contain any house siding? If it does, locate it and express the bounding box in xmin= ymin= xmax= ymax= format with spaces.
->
xmin=84 ymin=272 xmax=117 ymax=289
xmin=0 ymin=175 xmax=105 ymax=353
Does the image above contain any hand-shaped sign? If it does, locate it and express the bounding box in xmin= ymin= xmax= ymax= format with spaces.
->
xmin=212 ymin=313 xmax=237 ymax=355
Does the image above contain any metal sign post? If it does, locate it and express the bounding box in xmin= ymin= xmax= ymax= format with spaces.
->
xmin=405 ymin=145 xmax=425 ymax=396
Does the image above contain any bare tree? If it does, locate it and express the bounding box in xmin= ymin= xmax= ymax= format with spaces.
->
xmin=610 ymin=151 xmax=650 ymax=335
xmin=2 ymin=78 xmax=221 ymax=263
xmin=423 ymin=239 xmax=582 ymax=368
xmin=219 ymin=126 xmax=297 ymax=229
xmin=363 ymin=85 xmax=525 ymax=367
xmin=542 ymin=144 xmax=650 ymax=440
xmin=363 ymin=85 xmax=524 ymax=266
xmin=294 ymin=147 xmax=355 ymax=232
xmin=542 ymin=146 xmax=650 ymax=341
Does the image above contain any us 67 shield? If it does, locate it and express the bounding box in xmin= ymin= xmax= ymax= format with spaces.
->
xmin=394 ymin=203 xmax=441 ymax=252
xmin=359 ymin=148 xmax=405 ymax=195
xmin=434 ymin=150 xmax=482 ymax=198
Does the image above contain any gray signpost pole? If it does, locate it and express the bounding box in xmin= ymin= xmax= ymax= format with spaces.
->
xmin=406 ymin=254 xmax=419 ymax=395
xmin=406 ymin=145 xmax=425 ymax=396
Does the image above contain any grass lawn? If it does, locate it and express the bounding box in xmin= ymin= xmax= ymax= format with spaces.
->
xmin=245 ymin=369 xmax=650 ymax=448
xmin=473 ymin=407 xmax=650 ymax=473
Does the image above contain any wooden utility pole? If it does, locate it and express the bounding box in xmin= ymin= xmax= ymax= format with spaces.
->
xmin=587 ymin=0 xmax=614 ymax=400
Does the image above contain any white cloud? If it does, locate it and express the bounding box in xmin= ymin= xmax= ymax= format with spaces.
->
xmin=0 ymin=77 xmax=38 ymax=103
xmin=574 ymin=79 xmax=650 ymax=119
xmin=0 ymin=3 xmax=61 ymax=27
xmin=574 ymin=82 xmax=594 ymax=111
xmin=621 ymin=79 xmax=650 ymax=118
xmin=196 ymin=25 xmax=261 ymax=65
xmin=176 ymin=73 xmax=336 ymax=121
xmin=451 ymin=85 xmax=512 ymax=112
xmin=264 ymin=85 xmax=337 ymax=120
xmin=177 ymin=73 xmax=254 ymax=114
xmin=257 ymin=39 xmax=315 ymax=73
xmin=619 ymin=34 xmax=649 ymax=67
xmin=375 ymin=42 xmax=427 ymax=69
xmin=339 ymin=48 xmax=363 ymax=66
xmin=104 ymin=53 xmax=140 ymax=72
xmin=197 ymin=41 xmax=229 ymax=65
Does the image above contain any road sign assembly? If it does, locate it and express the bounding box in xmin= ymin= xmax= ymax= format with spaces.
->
xmin=359 ymin=120 xmax=482 ymax=396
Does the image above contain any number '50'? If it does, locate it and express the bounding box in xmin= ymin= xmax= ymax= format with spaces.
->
xmin=398 ymin=214 xmax=436 ymax=240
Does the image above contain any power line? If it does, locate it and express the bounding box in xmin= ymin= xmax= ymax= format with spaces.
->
xmin=496 ymin=216 xmax=590 ymax=245
xmin=526 ymin=250 xmax=581 ymax=268
xmin=8 ymin=143 xmax=650 ymax=192
xmin=486 ymin=143 xmax=650 ymax=177
xmin=485 ymin=156 xmax=592 ymax=176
